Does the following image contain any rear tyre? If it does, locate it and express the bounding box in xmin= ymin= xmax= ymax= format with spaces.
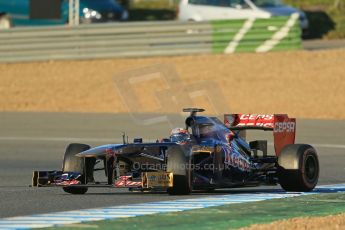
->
xmin=166 ymin=146 xmax=191 ymax=195
xmin=62 ymin=143 xmax=95 ymax=194
xmin=278 ymin=144 xmax=319 ymax=192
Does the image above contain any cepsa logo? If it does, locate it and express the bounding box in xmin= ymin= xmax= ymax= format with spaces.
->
xmin=240 ymin=114 xmax=274 ymax=120
xmin=274 ymin=122 xmax=295 ymax=133
xmin=238 ymin=114 xmax=274 ymax=128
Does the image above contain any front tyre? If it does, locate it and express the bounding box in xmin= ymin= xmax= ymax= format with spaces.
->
xmin=62 ymin=143 xmax=95 ymax=194
xmin=166 ymin=146 xmax=191 ymax=195
xmin=278 ymin=144 xmax=319 ymax=192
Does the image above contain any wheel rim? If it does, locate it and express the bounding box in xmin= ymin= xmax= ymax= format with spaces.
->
xmin=305 ymin=154 xmax=318 ymax=182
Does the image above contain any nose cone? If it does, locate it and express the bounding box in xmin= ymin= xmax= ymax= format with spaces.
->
xmin=76 ymin=144 xmax=125 ymax=157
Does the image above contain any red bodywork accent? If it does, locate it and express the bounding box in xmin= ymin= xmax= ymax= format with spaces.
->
xmin=273 ymin=115 xmax=296 ymax=156
xmin=105 ymin=148 xmax=115 ymax=157
xmin=114 ymin=176 xmax=142 ymax=187
xmin=55 ymin=179 xmax=81 ymax=186
xmin=224 ymin=114 xmax=296 ymax=156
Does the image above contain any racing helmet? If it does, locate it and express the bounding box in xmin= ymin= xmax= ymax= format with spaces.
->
xmin=170 ymin=127 xmax=190 ymax=144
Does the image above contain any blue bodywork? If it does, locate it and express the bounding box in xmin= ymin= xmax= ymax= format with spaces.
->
xmin=186 ymin=115 xmax=258 ymax=187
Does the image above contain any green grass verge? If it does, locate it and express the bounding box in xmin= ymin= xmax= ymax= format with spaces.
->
xmin=52 ymin=192 xmax=345 ymax=230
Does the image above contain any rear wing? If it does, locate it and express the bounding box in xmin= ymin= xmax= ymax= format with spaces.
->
xmin=224 ymin=114 xmax=296 ymax=156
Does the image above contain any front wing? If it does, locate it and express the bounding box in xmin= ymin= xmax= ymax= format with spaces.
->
xmin=32 ymin=170 xmax=173 ymax=190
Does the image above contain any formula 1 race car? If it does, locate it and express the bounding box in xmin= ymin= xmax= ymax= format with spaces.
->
xmin=32 ymin=108 xmax=319 ymax=195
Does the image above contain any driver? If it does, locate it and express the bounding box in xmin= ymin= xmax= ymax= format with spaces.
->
xmin=170 ymin=128 xmax=191 ymax=145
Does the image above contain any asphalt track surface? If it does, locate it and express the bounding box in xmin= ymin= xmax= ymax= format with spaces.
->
xmin=0 ymin=112 xmax=344 ymax=218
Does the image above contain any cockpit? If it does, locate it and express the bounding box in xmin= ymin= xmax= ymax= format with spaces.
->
xmin=185 ymin=115 xmax=229 ymax=142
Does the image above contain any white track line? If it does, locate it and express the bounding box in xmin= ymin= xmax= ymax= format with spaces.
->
xmin=266 ymin=142 xmax=345 ymax=149
xmin=311 ymin=144 xmax=345 ymax=149
xmin=1 ymin=184 xmax=345 ymax=230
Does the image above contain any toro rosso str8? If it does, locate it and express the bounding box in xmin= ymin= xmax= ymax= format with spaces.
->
xmin=32 ymin=108 xmax=319 ymax=195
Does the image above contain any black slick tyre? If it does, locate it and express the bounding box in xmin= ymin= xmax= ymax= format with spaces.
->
xmin=62 ymin=143 xmax=95 ymax=194
xmin=278 ymin=144 xmax=319 ymax=192
xmin=166 ymin=145 xmax=191 ymax=195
